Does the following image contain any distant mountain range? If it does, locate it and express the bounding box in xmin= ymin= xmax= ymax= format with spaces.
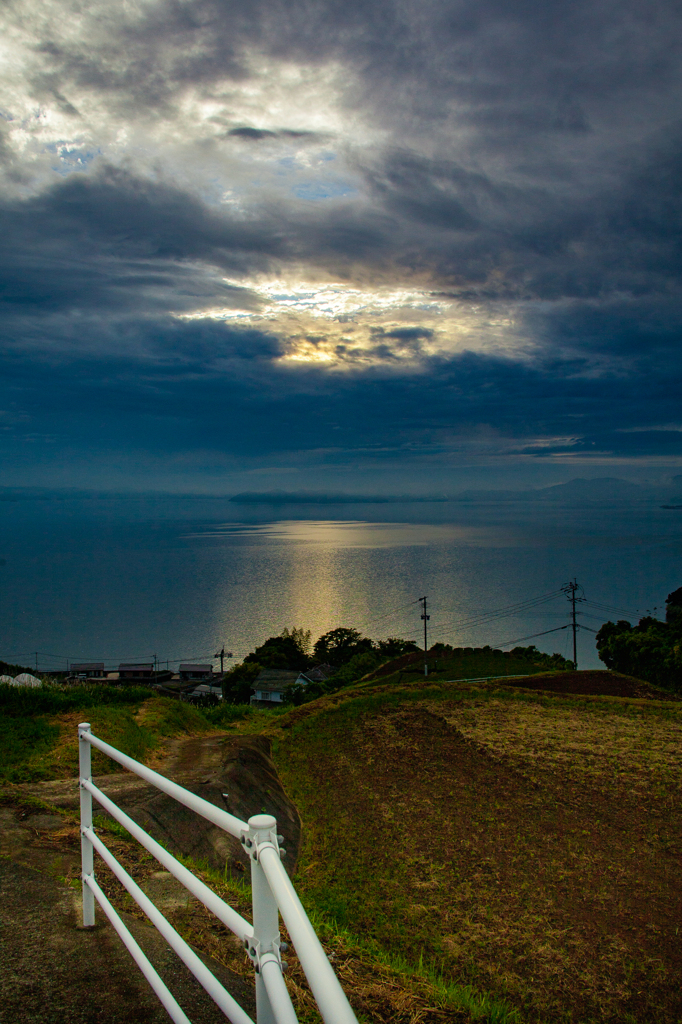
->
xmin=1 ymin=477 xmax=681 ymax=504
xmin=453 ymin=477 xmax=650 ymax=502
xmin=231 ymin=477 xmax=682 ymax=504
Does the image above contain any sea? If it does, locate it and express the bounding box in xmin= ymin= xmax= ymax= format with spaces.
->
xmin=2 ymin=494 xmax=681 ymax=674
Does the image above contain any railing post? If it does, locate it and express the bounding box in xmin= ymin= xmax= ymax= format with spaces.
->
xmin=78 ymin=722 xmax=95 ymax=927
xmin=247 ymin=814 xmax=282 ymax=1024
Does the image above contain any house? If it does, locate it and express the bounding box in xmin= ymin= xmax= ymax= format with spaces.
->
xmin=179 ymin=664 xmax=213 ymax=682
xmin=70 ymin=662 xmax=105 ymax=679
xmin=119 ymin=663 xmax=154 ymax=680
xmin=250 ymin=669 xmax=302 ymax=706
xmin=187 ymin=682 xmax=223 ymax=699
xmin=295 ymin=663 xmax=333 ymax=685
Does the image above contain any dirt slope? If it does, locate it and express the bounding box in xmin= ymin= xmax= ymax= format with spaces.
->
xmin=14 ymin=732 xmax=301 ymax=875
xmin=498 ymin=669 xmax=680 ymax=700
xmin=273 ymin=681 xmax=682 ymax=1023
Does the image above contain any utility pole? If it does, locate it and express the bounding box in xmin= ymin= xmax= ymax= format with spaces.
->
xmin=214 ymin=646 xmax=233 ymax=674
xmin=419 ymin=597 xmax=430 ymax=677
xmin=562 ymin=579 xmax=585 ymax=669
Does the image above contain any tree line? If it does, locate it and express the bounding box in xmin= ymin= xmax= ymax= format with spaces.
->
xmin=221 ymin=627 xmax=421 ymax=704
xmin=596 ymin=587 xmax=682 ymax=692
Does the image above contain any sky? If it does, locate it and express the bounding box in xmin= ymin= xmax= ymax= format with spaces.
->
xmin=1 ymin=0 xmax=682 ymax=494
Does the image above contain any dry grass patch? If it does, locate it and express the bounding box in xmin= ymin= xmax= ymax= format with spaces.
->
xmin=273 ymin=685 xmax=682 ymax=1023
xmin=429 ymin=696 xmax=682 ymax=793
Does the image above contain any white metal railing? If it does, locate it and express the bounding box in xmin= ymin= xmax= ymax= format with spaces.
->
xmin=78 ymin=723 xmax=358 ymax=1024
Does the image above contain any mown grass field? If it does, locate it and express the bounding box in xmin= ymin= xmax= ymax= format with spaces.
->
xmin=270 ymin=676 xmax=682 ymax=1024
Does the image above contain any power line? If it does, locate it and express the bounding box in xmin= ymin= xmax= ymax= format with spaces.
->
xmin=423 ymin=590 xmax=565 ymax=643
xmin=352 ymin=597 xmax=422 ymax=636
xmin=483 ymin=622 xmax=569 ymax=647
xmin=377 ymin=591 xmax=565 ymax=642
xmin=585 ymin=600 xmax=639 ymax=617
xmin=437 ymin=588 xmax=564 ymax=628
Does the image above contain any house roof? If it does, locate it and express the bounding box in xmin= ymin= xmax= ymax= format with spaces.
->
xmin=179 ymin=664 xmax=212 ymax=672
xmin=254 ymin=669 xmax=300 ymax=685
xmin=253 ymin=669 xmax=300 ymax=692
xmin=301 ymin=663 xmax=333 ymax=682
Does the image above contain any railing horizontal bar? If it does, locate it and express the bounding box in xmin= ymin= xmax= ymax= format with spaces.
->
xmin=259 ymin=847 xmax=358 ymax=1024
xmin=84 ymin=873 xmax=192 ymax=1024
xmin=261 ymin=959 xmax=299 ymax=1024
xmin=85 ymin=828 xmax=255 ymax=1024
xmin=85 ymin=780 xmax=253 ymax=942
xmin=82 ymin=731 xmax=249 ymax=838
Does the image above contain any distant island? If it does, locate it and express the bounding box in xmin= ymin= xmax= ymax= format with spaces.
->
xmin=229 ymin=491 xmax=450 ymax=504
xmin=1 ymin=476 xmax=681 ymax=505
xmin=230 ymin=477 xmax=682 ymax=505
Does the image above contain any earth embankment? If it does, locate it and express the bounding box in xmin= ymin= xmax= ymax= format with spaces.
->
xmin=15 ymin=731 xmax=301 ymax=875
xmin=271 ymin=671 xmax=682 ymax=1023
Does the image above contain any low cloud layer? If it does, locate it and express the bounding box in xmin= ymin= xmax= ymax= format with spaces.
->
xmin=1 ymin=0 xmax=681 ymax=489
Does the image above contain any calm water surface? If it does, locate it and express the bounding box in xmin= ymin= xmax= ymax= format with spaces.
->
xmin=2 ymin=496 xmax=681 ymax=672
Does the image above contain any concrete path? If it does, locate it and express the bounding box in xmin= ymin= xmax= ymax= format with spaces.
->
xmin=0 ymin=804 xmax=255 ymax=1024
xmin=0 ymin=730 xmax=301 ymax=1023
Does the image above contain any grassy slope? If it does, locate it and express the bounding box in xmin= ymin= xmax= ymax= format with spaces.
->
xmin=366 ymin=649 xmax=568 ymax=687
xmin=270 ymin=678 xmax=682 ymax=1024
xmin=368 ymin=647 xmax=565 ymax=679
xmin=0 ymin=692 xmax=213 ymax=782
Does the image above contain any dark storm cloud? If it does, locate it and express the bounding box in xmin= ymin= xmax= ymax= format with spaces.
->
xmin=358 ymin=135 xmax=682 ymax=302
xmin=3 ymin=0 xmax=682 ymax=482
xmin=3 ymin=318 xmax=681 ymax=467
xmin=228 ymin=127 xmax=324 ymax=141
xmin=0 ymin=167 xmax=286 ymax=311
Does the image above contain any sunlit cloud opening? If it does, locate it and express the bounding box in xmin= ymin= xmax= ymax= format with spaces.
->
xmin=177 ymin=278 xmax=524 ymax=368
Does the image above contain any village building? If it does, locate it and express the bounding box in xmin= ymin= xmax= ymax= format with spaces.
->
xmin=188 ymin=682 xmax=224 ymax=699
xmin=250 ymin=669 xmax=301 ymax=705
xmin=297 ymin=663 xmax=333 ymax=684
xmin=179 ymin=663 xmax=214 ymax=682
xmin=119 ymin=663 xmax=155 ymax=680
xmin=250 ymin=664 xmax=332 ymax=706
xmin=70 ymin=662 xmax=106 ymax=679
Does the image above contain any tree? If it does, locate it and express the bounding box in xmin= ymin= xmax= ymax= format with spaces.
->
xmin=313 ymin=627 xmax=373 ymax=666
xmin=666 ymin=588 xmax=682 ymax=626
xmin=221 ymin=662 xmax=261 ymax=704
xmin=280 ymin=626 xmax=312 ymax=657
xmin=376 ymin=637 xmax=420 ymax=659
xmin=596 ymin=614 xmax=682 ymax=691
xmin=244 ymin=633 xmax=309 ymax=670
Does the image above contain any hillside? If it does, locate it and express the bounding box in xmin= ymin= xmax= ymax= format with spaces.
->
xmin=362 ymin=645 xmax=571 ymax=684
xmin=3 ymin=673 xmax=680 ymax=1023
xmin=270 ymin=672 xmax=682 ymax=1024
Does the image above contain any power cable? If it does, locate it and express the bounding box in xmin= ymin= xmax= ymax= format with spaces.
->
xmin=423 ymin=592 xmax=564 ymax=642
xmin=488 ymin=625 xmax=570 ymax=648
xmin=353 ymin=598 xmax=422 ymax=636
xmin=585 ymin=600 xmax=639 ymax=617
xmin=435 ymin=588 xmax=564 ymax=628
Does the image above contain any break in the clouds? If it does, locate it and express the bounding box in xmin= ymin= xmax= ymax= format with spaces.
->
xmin=1 ymin=0 xmax=681 ymax=490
